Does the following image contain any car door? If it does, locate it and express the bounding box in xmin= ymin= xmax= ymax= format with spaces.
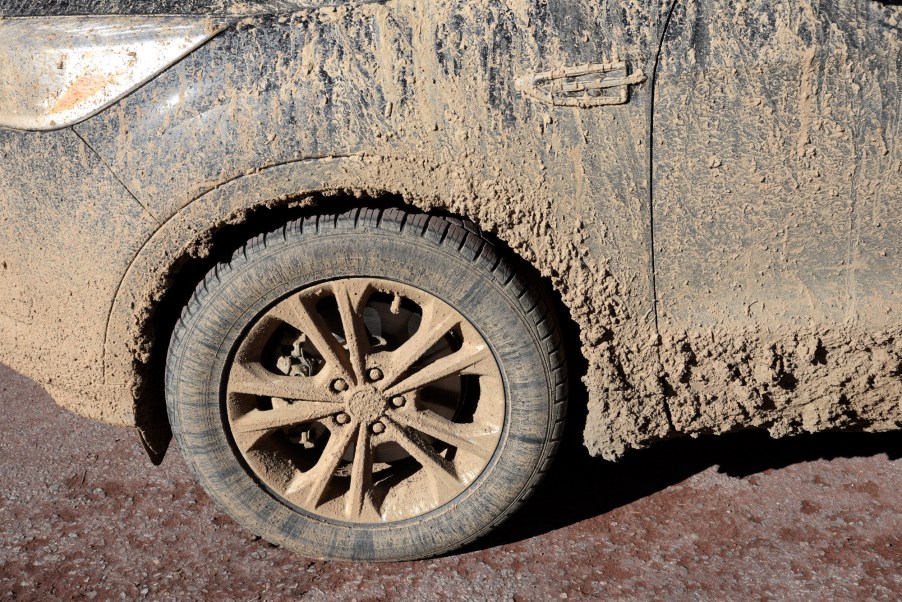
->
xmin=652 ymin=0 xmax=902 ymax=431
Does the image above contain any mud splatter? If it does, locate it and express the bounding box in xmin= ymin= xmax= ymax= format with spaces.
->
xmin=0 ymin=0 xmax=899 ymax=460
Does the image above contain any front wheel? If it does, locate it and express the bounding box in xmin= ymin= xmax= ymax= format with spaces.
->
xmin=165 ymin=208 xmax=566 ymax=560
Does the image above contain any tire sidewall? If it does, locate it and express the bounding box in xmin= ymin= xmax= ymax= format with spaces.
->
xmin=166 ymin=222 xmax=555 ymax=560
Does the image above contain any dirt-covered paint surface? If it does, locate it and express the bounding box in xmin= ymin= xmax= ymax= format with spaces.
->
xmin=0 ymin=129 xmax=158 ymax=425
xmin=653 ymin=1 xmax=902 ymax=444
xmin=76 ymin=0 xmax=677 ymax=459
xmin=0 ymin=0 xmax=900 ymax=461
xmin=0 ymin=1 xmax=350 ymax=16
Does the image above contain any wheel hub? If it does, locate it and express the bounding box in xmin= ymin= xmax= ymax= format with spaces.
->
xmin=346 ymin=385 xmax=388 ymax=425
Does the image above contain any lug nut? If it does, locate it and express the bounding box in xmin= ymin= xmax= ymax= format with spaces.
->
xmin=335 ymin=413 xmax=351 ymax=425
xmin=332 ymin=378 xmax=348 ymax=392
xmin=371 ymin=421 xmax=385 ymax=434
xmin=367 ymin=368 xmax=383 ymax=382
xmin=390 ymin=396 xmax=406 ymax=408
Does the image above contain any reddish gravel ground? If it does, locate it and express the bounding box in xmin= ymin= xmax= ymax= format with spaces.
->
xmin=1 ymin=362 xmax=900 ymax=600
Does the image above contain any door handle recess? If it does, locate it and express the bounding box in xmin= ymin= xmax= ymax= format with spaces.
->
xmin=515 ymin=61 xmax=647 ymax=107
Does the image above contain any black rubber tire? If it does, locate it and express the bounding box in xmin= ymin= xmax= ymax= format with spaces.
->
xmin=164 ymin=208 xmax=567 ymax=561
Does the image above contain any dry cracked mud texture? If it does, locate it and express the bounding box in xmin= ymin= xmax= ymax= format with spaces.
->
xmin=1 ymin=363 xmax=900 ymax=600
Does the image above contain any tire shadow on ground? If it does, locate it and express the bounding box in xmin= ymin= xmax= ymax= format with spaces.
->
xmin=464 ymin=413 xmax=902 ymax=553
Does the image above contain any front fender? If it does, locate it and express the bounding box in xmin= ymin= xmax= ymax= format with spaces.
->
xmin=87 ymin=0 xmax=672 ymax=462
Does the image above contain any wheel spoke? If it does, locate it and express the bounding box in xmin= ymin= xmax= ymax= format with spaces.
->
xmin=228 ymin=362 xmax=336 ymax=402
xmin=345 ymin=424 xmax=375 ymax=520
xmin=382 ymin=300 xmax=461 ymax=387
xmin=383 ymin=418 xmax=460 ymax=495
xmin=391 ymin=408 xmax=499 ymax=456
xmin=231 ymin=401 xmax=341 ymax=451
xmin=332 ymin=279 xmax=371 ymax=383
xmin=232 ymin=313 xmax=281 ymax=362
xmin=286 ymin=422 xmax=358 ymax=508
xmin=383 ymin=345 xmax=494 ymax=397
xmin=270 ymin=294 xmax=352 ymax=380
xmin=232 ymin=403 xmax=342 ymax=435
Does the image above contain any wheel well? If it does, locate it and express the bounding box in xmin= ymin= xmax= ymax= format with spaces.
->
xmin=136 ymin=192 xmax=586 ymax=464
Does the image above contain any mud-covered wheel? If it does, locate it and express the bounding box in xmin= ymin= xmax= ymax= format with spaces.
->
xmin=165 ymin=208 xmax=566 ymax=561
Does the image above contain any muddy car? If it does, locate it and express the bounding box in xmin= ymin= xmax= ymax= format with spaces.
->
xmin=0 ymin=0 xmax=899 ymax=561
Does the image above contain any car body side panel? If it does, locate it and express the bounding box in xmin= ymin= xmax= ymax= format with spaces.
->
xmin=0 ymin=1 xmax=342 ymax=17
xmin=7 ymin=0 xmax=895 ymax=461
xmin=653 ymin=0 xmax=902 ymax=437
xmin=0 ymin=128 xmax=158 ymax=425
xmin=74 ymin=0 xmax=677 ymax=459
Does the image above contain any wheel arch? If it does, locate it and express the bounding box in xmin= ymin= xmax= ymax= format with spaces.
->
xmin=105 ymin=156 xmax=585 ymax=463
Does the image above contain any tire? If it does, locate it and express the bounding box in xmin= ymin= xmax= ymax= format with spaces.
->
xmin=165 ymin=208 xmax=567 ymax=561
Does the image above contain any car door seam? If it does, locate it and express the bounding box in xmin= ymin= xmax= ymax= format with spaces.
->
xmin=71 ymin=127 xmax=162 ymax=225
xmin=649 ymin=0 xmax=679 ymax=431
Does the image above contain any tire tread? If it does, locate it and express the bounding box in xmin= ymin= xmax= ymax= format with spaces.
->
xmin=166 ymin=207 xmax=567 ymax=560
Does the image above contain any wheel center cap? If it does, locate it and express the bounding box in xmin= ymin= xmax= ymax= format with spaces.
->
xmin=347 ymin=386 xmax=387 ymax=424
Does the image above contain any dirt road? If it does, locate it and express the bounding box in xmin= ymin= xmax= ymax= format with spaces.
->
xmin=1 ymin=362 xmax=899 ymax=600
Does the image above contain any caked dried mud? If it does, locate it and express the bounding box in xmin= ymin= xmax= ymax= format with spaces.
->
xmin=0 ymin=0 xmax=899 ymax=460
